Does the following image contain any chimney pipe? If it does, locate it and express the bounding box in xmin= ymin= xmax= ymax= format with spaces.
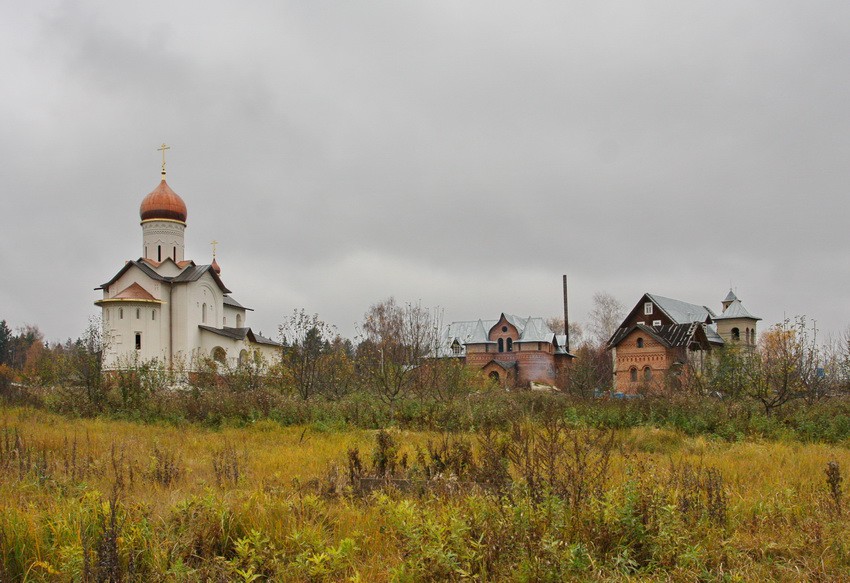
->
xmin=562 ymin=274 xmax=570 ymax=353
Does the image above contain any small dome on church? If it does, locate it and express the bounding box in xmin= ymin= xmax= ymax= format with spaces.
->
xmin=140 ymin=180 xmax=188 ymax=223
xmin=211 ymin=257 xmax=221 ymax=274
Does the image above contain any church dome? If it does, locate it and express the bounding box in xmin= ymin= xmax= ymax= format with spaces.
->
xmin=140 ymin=180 xmax=188 ymax=223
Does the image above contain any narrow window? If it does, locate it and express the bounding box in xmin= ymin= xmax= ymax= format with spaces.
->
xmin=223 ymin=316 xmax=227 ymax=326
xmin=135 ymin=333 xmax=141 ymax=350
xmin=644 ymin=366 xmax=652 ymax=381
xmin=145 ymin=246 xmax=148 ymax=257
xmin=104 ymin=309 xmax=109 ymax=322
xmin=119 ymin=308 xmax=123 ymax=319
xmin=498 ymin=338 xmax=504 ymax=352
xmin=152 ymin=310 xmax=156 ymax=321
xmin=507 ymin=338 xmax=513 ymax=352
xmin=202 ymin=303 xmax=207 ymax=323
xmin=173 ymin=246 xmax=176 ymax=261
xmin=157 ymin=245 xmax=162 ymax=261
xmin=236 ymin=314 xmax=242 ymax=328
xmin=636 ymin=337 xmax=644 ymax=348
xmin=644 ymin=302 xmax=653 ymax=315
xmin=630 ymin=368 xmax=637 ymax=382
xmin=136 ymin=308 xmax=140 ymax=319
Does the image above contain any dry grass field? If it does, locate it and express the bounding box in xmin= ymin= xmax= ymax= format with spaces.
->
xmin=2 ymin=405 xmax=849 ymax=581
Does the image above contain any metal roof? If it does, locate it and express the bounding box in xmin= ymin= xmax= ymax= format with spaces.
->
xmin=99 ymin=260 xmax=231 ymax=294
xmin=714 ymin=299 xmax=761 ymax=321
xmin=609 ymin=322 xmax=712 ymax=349
xmin=723 ymin=289 xmax=738 ymax=302
xmin=198 ymin=325 xmax=281 ymax=347
xmin=646 ymin=293 xmax=717 ymax=324
xmin=223 ymin=295 xmax=253 ymax=311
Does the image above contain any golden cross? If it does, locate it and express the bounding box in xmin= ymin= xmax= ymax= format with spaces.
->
xmin=210 ymin=240 xmax=219 ymax=258
xmin=157 ymin=143 xmax=171 ymax=175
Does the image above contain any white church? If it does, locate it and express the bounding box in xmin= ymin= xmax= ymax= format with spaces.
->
xmin=95 ymin=147 xmax=280 ymax=371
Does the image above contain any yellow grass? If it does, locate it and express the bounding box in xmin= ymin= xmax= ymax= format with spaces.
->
xmin=2 ymin=406 xmax=850 ymax=581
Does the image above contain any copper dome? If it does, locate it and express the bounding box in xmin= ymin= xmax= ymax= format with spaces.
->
xmin=140 ymin=179 xmax=188 ymax=223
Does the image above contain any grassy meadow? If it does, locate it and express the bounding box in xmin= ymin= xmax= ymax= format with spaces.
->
xmin=1 ymin=405 xmax=850 ymax=581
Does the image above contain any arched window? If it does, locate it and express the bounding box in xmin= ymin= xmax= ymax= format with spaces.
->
xmin=506 ymin=338 xmax=513 ymax=352
xmin=731 ymin=327 xmax=740 ymax=341
xmin=644 ymin=366 xmax=652 ymax=381
xmin=636 ymin=337 xmax=644 ymax=348
xmin=157 ymin=245 xmax=162 ymax=262
xmin=238 ymin=349 xmax=249 ymax=366
xmin=119 ymin=308 xmax=123 ymax=319
xmin=136 ymin=308 xmax=140 ymax=319
xmin=212 ymin=346 xmax=226 ymax=363
xmin=173 ymin=246 xmax=176 ymax=261
xmin=630 ymin=367 xmax=638 ymax=382
xmin=152 ymin=310 xmax=156 ymax=321
xmin=236 ymin=314 xmax=242 ymax=328
xmin=489 ymin=371 xmax=500 ymax=382
xmin=498 ymin=338 xmax=504 ymax=352
xmin=745 ymin=327 xmax=750 ymax=344
xmin=202 ymin=303 xmax=207 ymax=323
xmin=451 ymin=341 xmax=462 ymax=355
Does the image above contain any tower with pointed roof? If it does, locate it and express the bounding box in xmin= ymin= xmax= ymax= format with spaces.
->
xmin=95 ymin=148 xmax=280 ymax=372
xmin=714 ymin=289 xmax=761 ymax=346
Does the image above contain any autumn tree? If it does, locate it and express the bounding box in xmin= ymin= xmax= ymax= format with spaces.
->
xmin=748 ymin=317 xmax=825 ymax=415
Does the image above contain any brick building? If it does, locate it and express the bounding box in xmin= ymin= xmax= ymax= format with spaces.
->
xmin=607 ymin=291 xmax=760 ymax=394
xmin=438 ymin=313 xmax=574 ymax=388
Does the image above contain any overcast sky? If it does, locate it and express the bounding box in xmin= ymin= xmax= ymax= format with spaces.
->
xmin=2 ymin=0 xmax=848 ymax=344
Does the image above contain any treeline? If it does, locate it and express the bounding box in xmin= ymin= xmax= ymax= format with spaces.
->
xmin=2 ymin=303 xmax=850 ymax=441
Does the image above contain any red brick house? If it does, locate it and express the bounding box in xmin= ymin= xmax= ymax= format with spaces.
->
xmin=607 ymin=291 xmax=759 ymax=394
xmin=439 ymin=313 xmax=574 ymax=388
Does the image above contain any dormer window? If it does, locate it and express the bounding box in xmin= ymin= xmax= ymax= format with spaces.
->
xmin=644 ymin=302 xmax=653 ymax=315
xmin=451 ymin=341 xmax=462 ymax=355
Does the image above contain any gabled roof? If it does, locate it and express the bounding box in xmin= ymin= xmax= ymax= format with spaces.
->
xmin=223 ymin=296 xmax=253 ymax=311
xmin=483 ymin=359 xmax=517 ymax=371
xmin=199 ymin=325 xmax=281 ymax=347
xmin=113 ymin=282 xmax=157 ymax=301
xmin=646 ymin=293 xmax=716 ymax=324
xmin=98 ymin=260 xmax=231 ymax=294
xmin=715 ymin=299 xmax=761 ymax=321
xmin=516 ymin=317 xmax=553 ymax=343
xmin=609 ymin=322 xmax=713 ymax=350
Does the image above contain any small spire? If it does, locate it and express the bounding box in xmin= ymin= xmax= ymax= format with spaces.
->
xmin=210 ymin=240 xmax=221 ymax=274
xmin=157 ymin=143 xmax=171 ymax=178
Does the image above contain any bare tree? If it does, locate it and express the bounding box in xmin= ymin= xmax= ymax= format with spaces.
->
xmin=588 ymin=292 xmax=625 ymax=347
xmin=356 ymin=298 xmax=436 ymax=410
